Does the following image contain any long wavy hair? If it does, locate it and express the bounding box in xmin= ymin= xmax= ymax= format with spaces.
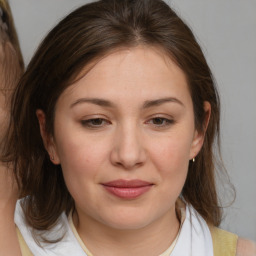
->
xmin=3 ymin=0 xmax=224 ymax=232
xmin=0 ymin=0 xmax=24 ymax=73
xmin=0 ymin=0 xmax=23 ymax=150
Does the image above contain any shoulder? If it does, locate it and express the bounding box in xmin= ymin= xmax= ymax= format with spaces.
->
xmin=209 ymin=226 xmax=256 ymax=256
xmin=236 ymin=238 xmax=256 ymax=256
xmin=209 ymin=226 xmax=238 ymax=255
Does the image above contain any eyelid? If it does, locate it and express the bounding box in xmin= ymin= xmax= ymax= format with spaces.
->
xmin=80 ymin=113 xmax=110 ymax=121
xmin=145 ymin=113 xmax=174 ymax=121
xmin=80 ymin=116 xmax=111 ymax=128
xmin=145 ymin=115 xmax=175 ymax=128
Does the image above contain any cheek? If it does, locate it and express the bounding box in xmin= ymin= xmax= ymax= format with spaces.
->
xmin=150 ymin=132 xmax=192 ymax=170
xmin=54 ymin=134 xmax=107 ymax=204
xmin=148 ymin=132 xmax=192 ymax=190
xmin=56 ymin=138 xmax=105 ymax=174
xmin=54 ymin=126 xmax=111 ymax=182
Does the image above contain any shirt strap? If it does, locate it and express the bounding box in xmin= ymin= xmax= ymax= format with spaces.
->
xmin=16 ymin=227 xmax=33 ymax=256
xmin=209 ymin=225 xmax=238 ymax=256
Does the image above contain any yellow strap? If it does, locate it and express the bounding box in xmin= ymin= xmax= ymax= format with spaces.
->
xmin=209 ymin=226 xmax=238 ymax=256
xmin=16 ymin=227 xmax=33 ymax=256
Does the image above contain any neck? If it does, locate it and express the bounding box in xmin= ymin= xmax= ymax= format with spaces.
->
xmin=73 ymin=207 xmax=180 ymax=256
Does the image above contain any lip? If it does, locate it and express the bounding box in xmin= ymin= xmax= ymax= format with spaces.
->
xmin=102 ymin=179 xmax=153 ymax=199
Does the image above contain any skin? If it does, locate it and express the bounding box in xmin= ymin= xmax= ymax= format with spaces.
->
xmin=236 ymin=238 xmax=256 ymax=256
xmin=37 ymin=46 xmax=256 ymax=255
xmin=0 ymin=43 xmax=21 ymax=256
xmin=38 ymin=46 xmax=208 ymax=256
xmin=0 ymin=164 xmax=20 ymax=256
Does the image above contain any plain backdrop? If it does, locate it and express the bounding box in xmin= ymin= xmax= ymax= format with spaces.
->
xmin=9 ymin=0 xmax=256 ymax=241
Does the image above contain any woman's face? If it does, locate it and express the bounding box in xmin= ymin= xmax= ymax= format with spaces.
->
xmin=40 ymin=46 xmax=206 ymax=230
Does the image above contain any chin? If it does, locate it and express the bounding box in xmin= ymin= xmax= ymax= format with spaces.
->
xmin=105 ymin=220 xmax=152 ymax=231
xmin=99 ymin=210 xmax=156 ymax=231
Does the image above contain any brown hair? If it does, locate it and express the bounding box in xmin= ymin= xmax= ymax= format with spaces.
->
xmin=0 ymin=0 xmax=23 ymax=149
xmin=0 ymin=0 xmax=24 ymax=75
xmin=3 ymin=0 xmax=223 ymax=231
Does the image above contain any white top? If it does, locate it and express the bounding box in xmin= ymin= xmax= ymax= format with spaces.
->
xmin=14 ymin=199 xmax=214 ymax=256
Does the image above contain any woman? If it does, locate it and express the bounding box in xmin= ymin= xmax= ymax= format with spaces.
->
xmin=0 ymin=0 xmax=23 ymax=255
xmin=2 ymin=0 xmax=255 ymax=255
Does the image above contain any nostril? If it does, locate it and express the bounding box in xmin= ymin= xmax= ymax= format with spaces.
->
xmin=114 ymin=159 xmax=144 ymax=170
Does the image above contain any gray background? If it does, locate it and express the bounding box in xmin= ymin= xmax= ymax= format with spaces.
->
xmin=9 ymin=0 xmax=256 ymax=241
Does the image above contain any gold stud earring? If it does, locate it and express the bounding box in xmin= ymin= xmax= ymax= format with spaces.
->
xmin=192 ymin=158 xmax=195 ymax=162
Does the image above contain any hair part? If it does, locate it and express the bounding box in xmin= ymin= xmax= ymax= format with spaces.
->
xmin=3 ymin=0 xmax=225 ymax=232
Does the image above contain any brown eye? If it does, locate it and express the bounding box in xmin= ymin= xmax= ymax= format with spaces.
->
xmin=151 ymin=117 xmax=174 ymax=126
xmin=81 ymin=118 xmax=110 ymax=128
xmin=90 ymin=118 xmax=104 ymax=125
xmin=152 ymin=118 xmax=165 ymax=125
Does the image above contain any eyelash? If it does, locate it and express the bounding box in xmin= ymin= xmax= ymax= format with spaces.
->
xmin=81 ymin=118 xmax=110 ymax=128
xmin=146 ymin=117 xmax=175 ymax=128
xmin=81 ymin=117 xmax=174 ymax=129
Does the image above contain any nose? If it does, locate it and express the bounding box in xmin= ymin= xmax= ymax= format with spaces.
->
xmin=110 ymin=123 xmax=146 ymax=170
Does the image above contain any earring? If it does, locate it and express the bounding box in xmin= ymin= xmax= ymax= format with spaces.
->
xmin=51 ymin=155 xmax=54 ymax=160
xmin=192 ymin=158 xmax=195 ymax=162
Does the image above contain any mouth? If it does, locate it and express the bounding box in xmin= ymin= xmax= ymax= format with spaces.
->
xmin=101 ymin=179 xmax=153 ymax=199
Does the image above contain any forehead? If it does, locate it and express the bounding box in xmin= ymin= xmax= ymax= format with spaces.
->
xmin=58 ymin=46 xmax=191 ymax=107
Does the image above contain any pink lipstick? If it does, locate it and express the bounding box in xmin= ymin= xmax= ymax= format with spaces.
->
xmin=102 ymin=179 xmax=153 ymax=199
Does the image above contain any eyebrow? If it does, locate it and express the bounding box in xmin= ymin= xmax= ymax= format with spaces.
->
xmin=70 ymin=97 xmax=184 ymax=109
xmin=70 ymin=98 xmax=114 ymax=108
xmin=142 ymin=97 xmax=184 ymax=108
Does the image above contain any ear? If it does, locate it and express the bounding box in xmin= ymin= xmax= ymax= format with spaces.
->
xmin=189 ymin=101 xmax=211 ymax=160
xmin=36 ymin=109 xmax=60 ymax=164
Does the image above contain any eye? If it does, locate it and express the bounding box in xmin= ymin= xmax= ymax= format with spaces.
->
xmin=147 ymin=117 xmax=174 ymax=127
xmin=81 ymin=118 xmax=110 ymax=128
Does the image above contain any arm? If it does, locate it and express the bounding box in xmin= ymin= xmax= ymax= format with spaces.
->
xmin=0 ymin=164 xmax=21 ymax=256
